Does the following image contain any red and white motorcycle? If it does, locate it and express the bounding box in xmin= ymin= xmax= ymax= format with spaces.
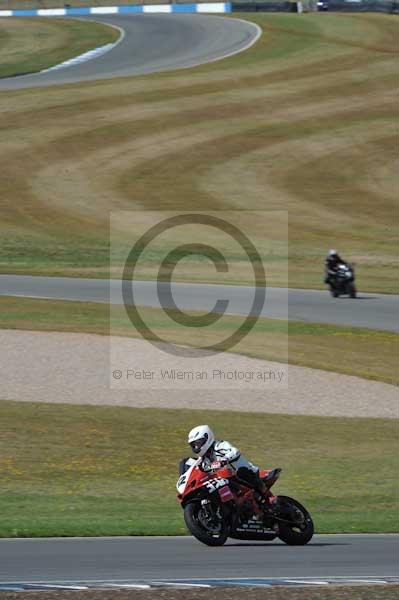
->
xmin=177 ymin=458 xmax=314 ymax=546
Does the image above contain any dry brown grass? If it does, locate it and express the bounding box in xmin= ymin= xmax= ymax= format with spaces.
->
xmin=0 ymin=18 xmax=118 ymax=77
xmin=0 ymin=14 xmax=398 ymax=291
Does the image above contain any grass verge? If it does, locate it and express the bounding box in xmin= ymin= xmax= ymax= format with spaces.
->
xmin=2 ymin=588 xmax=399 ymax=600
xmin=1 ymin=296 xmax=398 ymax=385
xmin=0 ymin=18 xmax=119 ymax=78
xmin=1 ymin=401 xmax=399 ymax=537
xmin=0 ymin=14 xmax=398 ymax=290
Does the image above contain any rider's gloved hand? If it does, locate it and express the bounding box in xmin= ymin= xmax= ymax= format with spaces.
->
xmin=210 ymin=461 xmax=222 ymax=470
xmin=210 ymin=459 xmax=228 ymax=470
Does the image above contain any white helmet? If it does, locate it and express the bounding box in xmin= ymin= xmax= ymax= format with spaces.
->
xmin=328 ymin=249 xmax=337 ymax=257
xmin=188 ymin=425 xmax=215 ymax=457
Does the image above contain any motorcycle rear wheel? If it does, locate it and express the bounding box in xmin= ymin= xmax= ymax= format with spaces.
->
xmin=184 ymin=501 xmax=228 ymax=546
xmin=276 ymin=495 xmax=314 ymax=546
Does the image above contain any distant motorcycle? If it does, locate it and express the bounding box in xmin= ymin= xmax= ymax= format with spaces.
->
xmin=328 ymin=263 xmax=356 ymax=298
xmin=177 ymin=458 xmax=314 ymax=547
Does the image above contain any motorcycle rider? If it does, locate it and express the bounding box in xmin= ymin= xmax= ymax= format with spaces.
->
xmin=324 ymin=249 xmax=346 ymax=285
xmin=187 ymin=425 xmax=269 ymax=506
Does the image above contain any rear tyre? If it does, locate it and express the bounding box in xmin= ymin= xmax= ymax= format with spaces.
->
xmin=184 ymin=502 xmax=228 ymax=546
xmin=276 ymin=496 xmax=314 ymax=545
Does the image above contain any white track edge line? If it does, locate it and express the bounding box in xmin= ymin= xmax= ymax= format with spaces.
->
xmin=166 ymin=16 xmax=262 ymax=72
xmin=41 ymin=19 xmax=125 ymax=73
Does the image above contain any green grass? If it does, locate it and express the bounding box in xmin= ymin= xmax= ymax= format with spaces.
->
xmin=0 ymin=0 xmax=170 ymax=7
xmin=1 ymin=296 xmax=398 ymax=385
xmin=0 ymin=18 xmax=119 ymax=78
xmin=1 ymin=401 xmax=398 ymax=537
xmin=0 ymin=14 xmax=398 ymax=291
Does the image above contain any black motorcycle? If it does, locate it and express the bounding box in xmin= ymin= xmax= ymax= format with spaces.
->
xmin=328 ymin=263 xmax=356 ymax=298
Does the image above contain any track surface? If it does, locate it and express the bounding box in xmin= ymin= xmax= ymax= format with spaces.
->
xmin=1 ymin=275 xmax=398 ymax=332
xmin=0 ymin=535 xmax=398 ymax=582
xmin=0 ymin=14 xmax=260 ymax=90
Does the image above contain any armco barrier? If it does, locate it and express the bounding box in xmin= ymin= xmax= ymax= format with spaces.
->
xmin=232 ymin=0 xmax=398 ymax=10
xmin=0 ymin=2 xmax=231 ymax=15
xmin=232 ymin=1 xmax=307 ymax=10
xmin=1 ymin=0 xmax=397 ymax=17
xmin=232 ymin=1 xmax=292 ymax=10
xmin=326 ymin=0 xmax=398 ymax=12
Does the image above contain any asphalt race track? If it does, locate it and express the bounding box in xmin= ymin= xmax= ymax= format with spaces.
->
xmin=1 ymin=274 xmax=398 ymax=332
xmin=0 ymin=535 xmax=399 ymax=588
xmin=0 ymin=14 xmax=261 ymax=90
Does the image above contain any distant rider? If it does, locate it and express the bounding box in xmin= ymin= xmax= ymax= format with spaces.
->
xmin=185 ymin=425 xmax=268 ymax=506
xmin=324 ymin=249 xmax=346 ymax=284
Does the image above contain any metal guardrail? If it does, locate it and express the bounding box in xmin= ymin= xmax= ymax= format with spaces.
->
xmin=0 ymin=0 xmax=226 ymax=11
xmin=232 ymin=0 xmax=399 ymax=10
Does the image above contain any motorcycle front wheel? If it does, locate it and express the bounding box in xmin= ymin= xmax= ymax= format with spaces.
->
xmin=329 ymin=285 xmax=339 ymax=298
xmin=347 ymin=282 xmax=357 ymax=298
xmin=184 ymin=501 xmax=228 ymax=546
xmin=276 ymin=495 xmax=314 ymax=545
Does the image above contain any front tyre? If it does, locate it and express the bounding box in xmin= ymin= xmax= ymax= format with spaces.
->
xmin=347 ymin=282 xmax=357 ymax=298
xmin=276 ymin=495 xmax=314 ymax=545
xmin=184 ymin=501 xmax=228 ymax=546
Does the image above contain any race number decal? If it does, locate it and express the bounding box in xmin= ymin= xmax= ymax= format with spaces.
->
xmin=177 ymin=474 xmax=187 ymax=488
xmin=205 ymin=478 xmax=229 ymax=493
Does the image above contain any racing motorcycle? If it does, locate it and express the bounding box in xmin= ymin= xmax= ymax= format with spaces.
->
xmin=328 ymin=263 xmax=356 ymax=298
xmin=176 ymin=458 xmax=314 ymax=546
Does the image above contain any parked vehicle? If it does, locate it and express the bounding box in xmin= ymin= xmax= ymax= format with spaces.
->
xmin=177 ymin=459 xmax=314 ymax=546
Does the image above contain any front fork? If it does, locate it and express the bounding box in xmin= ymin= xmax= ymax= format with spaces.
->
xmin=200 ymin=498 xmax=227 ymax=527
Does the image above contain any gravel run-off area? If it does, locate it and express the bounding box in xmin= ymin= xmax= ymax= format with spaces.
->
xmin=1 ymin=330 xmax=398 ymax=418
